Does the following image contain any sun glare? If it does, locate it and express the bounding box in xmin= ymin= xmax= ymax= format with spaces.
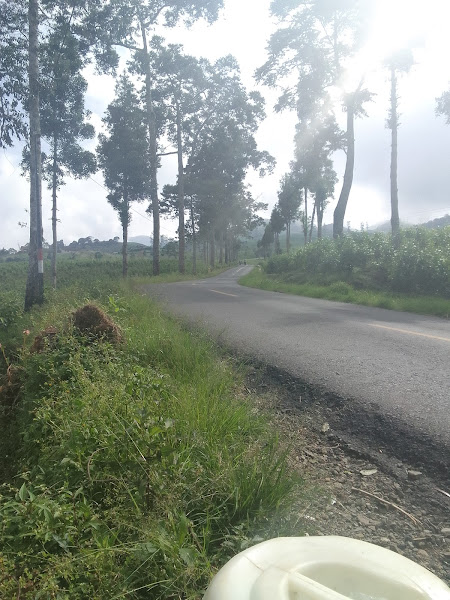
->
xmin=341 ymin=0 xmax=448 ymax=91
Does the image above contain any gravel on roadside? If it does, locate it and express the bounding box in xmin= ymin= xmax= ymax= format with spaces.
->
xmin=244 ymin=363 xmax=450 ymax=585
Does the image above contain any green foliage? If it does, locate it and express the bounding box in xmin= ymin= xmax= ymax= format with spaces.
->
xmin=240 ymin=268 xmax=450 ymax=318
xmin=265 ymin=228 xmax=450 ymax=298
xmin=277 ymin=173 xmax=302 ymax=228
xmin=0 ymin=0 xmax=27 ymax=147
xmin=0 ymin=266 xmax=298 ymax=598
xmin=38 ymin=26 xmax=96 ymax=187
xmin=97 ymin=75 xmax=150 ymax=223
xmin=245 ymin=228 xmax=450 ymax=316
xmin=0 ymin=292 xmax=23 ymax=331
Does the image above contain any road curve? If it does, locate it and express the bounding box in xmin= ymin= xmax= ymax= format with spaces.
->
xmin=142 ymin=266 xmax=450 ymax=472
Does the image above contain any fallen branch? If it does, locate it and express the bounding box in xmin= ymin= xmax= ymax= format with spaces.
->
xmin=351 ymin=487 xmax=421 ymax=526
xmin=436 ymin=488 xmax=450 ymax=499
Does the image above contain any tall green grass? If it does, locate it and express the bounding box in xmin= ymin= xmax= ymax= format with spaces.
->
xmin=240 ymin=268 xmax=450 ymax=317
xmin=0 ymin=256 xmax=228 ymax=367
xmin=0 ymin=261 xmax=299 ymax=599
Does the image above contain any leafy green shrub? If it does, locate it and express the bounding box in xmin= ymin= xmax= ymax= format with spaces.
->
xmin=266 ymin=253 xmax=294 ymax=274
xmin=328 ymin=281 xmax=352 ymax=296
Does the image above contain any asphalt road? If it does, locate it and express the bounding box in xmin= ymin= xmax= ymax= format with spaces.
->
xmin=143 ymin=266 xmax=450 ymax=471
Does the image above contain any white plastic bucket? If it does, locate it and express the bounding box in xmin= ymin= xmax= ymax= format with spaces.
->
xmin=203 ymin=536 xmax=450 ymax=600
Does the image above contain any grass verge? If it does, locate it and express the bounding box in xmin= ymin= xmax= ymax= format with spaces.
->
xmin=239 ymin=268 xmax=450 ymax=318
xmin=0 ymin=272 xmax=300 ymax=599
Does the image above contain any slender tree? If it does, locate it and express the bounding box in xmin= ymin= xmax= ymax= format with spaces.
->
xmin=100 ymin=0 xmax=224 ymax=275
xmin=293 ymin=111 xmax=341 ymax=243
xmin=29 ymin=27 xmax=96 ymax=288
xmin=385 ymin=49 xmax=414 ymax=237
xmin=257 ymin=0 xmax=371 ymax=239
xmin=145 ymin=39 xmax=206 ymax=273
xmin=270 ymin=205 xmax=285 ymax=254
xmin=24 ymin=0 xmax=44 ymax=310
xmin=333 ymin=86 xmax=373 ymax=237
xmin=97 ymin=75 xmax=150 ymax=277
xmin=277 ymin=173 xmax=302 ymax=252
xmin=7 ymin=0 xmax=117 ymax=309
xmin=258 ymin=222 xmax=274 ymax=258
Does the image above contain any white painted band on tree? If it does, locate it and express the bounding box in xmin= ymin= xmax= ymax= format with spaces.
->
xmin=38 ymin=260 xmax=44 ymax=274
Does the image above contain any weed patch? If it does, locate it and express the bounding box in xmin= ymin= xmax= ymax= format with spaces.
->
xmin=0 ymin=268 xmax=299 ymax=599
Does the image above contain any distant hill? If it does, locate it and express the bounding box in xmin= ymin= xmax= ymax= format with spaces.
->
xmin=420 ymin=214 xmax=450 ymax=229
xmin=371 ymin=221 xmax=411 ymax=233
xmin=129 ymin=235 xmax=152 ymax=246
xmin=371 ymin=214 xmax=450 ymax=232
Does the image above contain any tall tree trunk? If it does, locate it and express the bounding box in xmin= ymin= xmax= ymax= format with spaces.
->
xmin=122 ymin=219 xmax=128 ymax=278
xmin=333 ymin=104 xmax=355 ymax=238
xmin=286 ymin=220 xmax=290 ymax=253
xmin=25 ymin=0 xmax=44 ymax=311
xmin=317 ymin=205 xmax=324 ymax=239
xmin=390 ymin=66 xmax=400 ymax=237
xmin=309 ymin=200 xmax=317 ymax=243
xmin=176 ymin=103 xmax=185 ymax=273
xmin=122 ymin=190 xmax=129 ymax=278
xmin=141 ymin=21 xmax=159 ymax=275
xmin=219 ymin=229 xmax=224 ymax=264
xmin=190 ymin=199 xmax=197 ymax=275
xmin=210 ymin=227 xmax=215 ymax=269
xmin=51 ymin=137 xmax=58 ymax=289
xmin=225 ymin=232 xmax=229 ymax=264
xmin=303 ymin=187 xmax=308 ymax=245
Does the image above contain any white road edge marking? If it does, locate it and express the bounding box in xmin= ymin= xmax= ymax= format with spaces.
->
xmin=208 ymin=289 xmax=238 ymax=298
xmin=369 ymin=323 xmax=450 ymax=342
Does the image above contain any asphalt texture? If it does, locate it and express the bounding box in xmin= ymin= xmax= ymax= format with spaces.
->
xmin=142 ymin=266 xmax=450 ymax=479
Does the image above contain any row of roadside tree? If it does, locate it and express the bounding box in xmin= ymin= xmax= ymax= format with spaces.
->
xmin=1 ymin=0 xmax=273 ymax=308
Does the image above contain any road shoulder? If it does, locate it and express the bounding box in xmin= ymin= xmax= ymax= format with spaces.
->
xmin=243 ymin=361 xmax=450 ymax=585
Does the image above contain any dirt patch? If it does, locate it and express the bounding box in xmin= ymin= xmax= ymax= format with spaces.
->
xmin=245 ymin=363 xmax=450 ymax=585
xmin=72 ymin=304 xmax=122 ymax=344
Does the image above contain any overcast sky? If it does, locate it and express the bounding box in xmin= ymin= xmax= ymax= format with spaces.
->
xmin=1 ymin=0 xmax=450 ymax=250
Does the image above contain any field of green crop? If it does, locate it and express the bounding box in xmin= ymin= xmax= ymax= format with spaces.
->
xmin=240 ymin=228 xmax=450 ymax=317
